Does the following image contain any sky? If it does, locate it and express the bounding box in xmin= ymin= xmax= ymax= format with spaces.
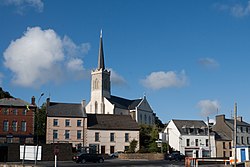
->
xmin=1 ymin=0 xmax=250 ymax=124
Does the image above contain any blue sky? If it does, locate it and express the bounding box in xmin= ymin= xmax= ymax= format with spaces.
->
xmin=1 ymin=0 xmax=250 ymax=123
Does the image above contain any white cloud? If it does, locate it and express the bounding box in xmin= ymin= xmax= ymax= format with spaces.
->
xmin=214 ymin=1 xmax=250 ymax=18
xmin=2 ymin=0 xmax=44 ymax=14
xmin=141 ymin=70 xmax=188 ymax=90
xmin=109 ymin=68 xmax=127 ymax=86
xmin=3 ymin=26 xmax=89 ymax=88
xmin=198 ymin=57 xmax=219 ymax=69
xmin=197 ymin=100 xmax=220 ymax=117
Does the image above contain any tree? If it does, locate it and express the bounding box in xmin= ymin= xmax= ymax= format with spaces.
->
xmin=34 ymin=103 xmax=47 ymax=143
xmin=128 ymin=139 xmax=138 ymax=153
xmin=0 ymin=87 xmax=13 ymax=99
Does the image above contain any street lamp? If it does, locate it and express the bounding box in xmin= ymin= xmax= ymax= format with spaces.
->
xmin=35 ymin=93 xmax=44 ymax=165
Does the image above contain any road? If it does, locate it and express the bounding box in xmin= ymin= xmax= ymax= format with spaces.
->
xmin=19 ymin=159 xmax=185 ymax=167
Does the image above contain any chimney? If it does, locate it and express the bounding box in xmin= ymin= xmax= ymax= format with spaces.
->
xmin=46 ymin=98 xmax=50 ymax=108
xmin=216 ymin=114 xmax=225 ymax=123
xmin=237 ymin=116 xmax=243 ymax=122
xmin=31 ymin=96 xmax=35 ymax=105
xmin=81 ymin=100 xmax=86 ymax=114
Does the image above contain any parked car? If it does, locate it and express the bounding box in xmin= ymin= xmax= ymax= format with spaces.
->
xmin=73 ymin=153 xmax=104 ymax=163
xmin=109 ymin=151 xmax=124 ymax=158
xmin=166 ymin=152 xmax=186 ymax=161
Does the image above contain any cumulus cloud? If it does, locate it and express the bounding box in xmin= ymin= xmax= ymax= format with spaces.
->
xmin=198 ymin=57 xmax=219 ymax=69
xmin=141 ymin=70 xmax=188 ymax=90
xmin=214 ymin=1 xmax=250 ymax=18
xmin=197 ymin=100 xmax=220 ymax=117
xmin=2 ymin=0 xmax=44 ymax=14
xmin=3 ymin=26 xmax=90 ymax=88
xmin=109 ymin=68 xmax=127 ymax=86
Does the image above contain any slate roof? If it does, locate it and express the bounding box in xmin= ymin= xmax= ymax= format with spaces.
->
xmin=47 ymin=102 xmax=87 ymax=118
xmin=87 ymin=114 xmax=140 ymax=130
xmin=0 ymin=98 xmax=34 ymax=107
xmin=172 ymin=119 xmax=208 ymax=135
xmin=214 ymin=131 xmax=232 ymax=141
xmin=106 ymin=95 xmax=142 ymax=110
xmin=225 ymin=119 xmax=250 ymax=130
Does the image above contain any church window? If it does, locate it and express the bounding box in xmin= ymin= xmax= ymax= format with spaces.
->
xmin=140 ymin=114 xmax=142 ymax=123
xmin=149 ymin=116 xmax=151 ymax=124
xmin=95 ymin=101 xmax=98 ymax=113
xmin=144 ymin=114 xmax=147 ymax=124
xmin=94 ymin=79 xmax=99 ymax=90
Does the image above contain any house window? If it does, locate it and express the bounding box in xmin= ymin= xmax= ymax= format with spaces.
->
xmin=206 ymin=139 xmax=208 ymax=147
xmin=247 ymin=137 xmax=250 ymax=145
xmin=110 ymin=133 xmax=115 ymax=142
xmin=65 ymin=119 xmax=70 ymax=127
xmin=241 ymin=136 xmax=244 ymax=144
xmin=53 ymin=130 xmax=58 ymax=139
xmin=95 ymin=132 xmax=99 ymax=142
xmin=77 ymin=120 xmax=82 ymax=127
xmin=3 ymin=109 xmax=9 ymax=115
xmin=230 ymin=151 xmax=232 ymax=157
xmin=240 ymin=127 xmax=243 ymax=132
xmin=22 ymin=109 xmax=27 ymax=115
xmin=247 ymin=127 xmax=249 ymax=133
xmin=12 ymin=121 xmax=17 ymax=132
xmin=229 ymin=142 xmax=232 ymax=149
xmin=236 ymin=137 xmax=239 ymax=144
xmin=186 ymin=139 xmax=190 ymax=146
xmin=13 ymin=109 xmax=18 ymax=115
xmin=53 ymin=119 xmax=58 ymax=126
xmin=223 ymin=142 xmax=226 ymax=149
xmin=125 ymin=133 xmax=129 ymax=142
xmin=21 ymin=121 xmax=26 ymax=132
xmin=195 ymin=139 xmax=199 ymax=146
xmin=65 ymin=130 xmax=70 ymax=139
xmin=77 ymin=130 xmax=81 ymax=139
xmin=3 ymin=120 xmax=9 ymax=132
xmin=223 ymin=151 xmax=226 ymax=157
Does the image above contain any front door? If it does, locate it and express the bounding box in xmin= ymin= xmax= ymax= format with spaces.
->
xmin=241 ymin=149 xmax=246 ymax=162
xmin=110 ymin=146 xmax=115 ymax=154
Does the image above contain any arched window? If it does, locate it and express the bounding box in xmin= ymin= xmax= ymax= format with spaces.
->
xmin=144 ymin=114 xmax=147 ymax=124
xmin=149 ymin=116 xmax=151 ymax=125
xmin=95 ymin=101 xmax=98 ymax=113
xmin=140 ymin=114 xmax=142 ymax=123
xmin=94 ymin=79 xmax=99 ymax=90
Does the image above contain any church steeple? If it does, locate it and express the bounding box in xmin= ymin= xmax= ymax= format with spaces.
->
xmin=98 ymin=30 xmax=105 ymax=70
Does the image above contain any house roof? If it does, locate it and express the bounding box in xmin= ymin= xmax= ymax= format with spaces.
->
xmin=0 ymin=98 xmax=35 ymax=108
xmin=106 ymin=95 xmax=142 ymax=110
xmin=225 ymin=119 xmax=250 ymax=130
xmin=172 ymin=119 xmax=209 ymax=135
xmin=87 ymin=114 xmax=140 ymax=130
xmin=47 ymin=102 xmax=87 ymax=118
xmin=214 ymin=131 xmax=232 ymax=141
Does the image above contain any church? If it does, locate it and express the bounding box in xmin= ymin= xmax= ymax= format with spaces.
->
xmin=86 ymin=31 xmax=155 ymax=125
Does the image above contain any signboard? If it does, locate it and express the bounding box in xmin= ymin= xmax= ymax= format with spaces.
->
xmin=20 ymin=145 xmax=42 ymax=160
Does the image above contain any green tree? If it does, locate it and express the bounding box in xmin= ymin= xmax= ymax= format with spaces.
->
xmin=34 ymin=103 xmax=47 ymax=143
xmin=128 ymin=139 xmax=138 ymax=153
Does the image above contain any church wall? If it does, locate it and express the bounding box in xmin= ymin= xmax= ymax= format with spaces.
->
xmin=86 ymin=129 xmax=139 ymax=154
xmin=137 ymin=109 xmax=154 ymax=125
xmin=114 ymin=107 xmax=129 ymax=115
xmin=103 ymin=98 xmax=114 ymax=114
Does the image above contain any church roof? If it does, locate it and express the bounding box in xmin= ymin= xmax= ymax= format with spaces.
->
xmin=98 ymin=30 xmax=105 ymax=70
xmin=47 ymin=102 xmax=87 ymax=118
xmin=87 ymin=114 xmax=140 ymax=130
xmin=107 ymin=95 xmax=142 ymax=110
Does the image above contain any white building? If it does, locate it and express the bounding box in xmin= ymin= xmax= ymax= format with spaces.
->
xmin=86 ymin=32 xmax=155 ymax=125
xmin=164 ymin=119 xmax=216 ymax=158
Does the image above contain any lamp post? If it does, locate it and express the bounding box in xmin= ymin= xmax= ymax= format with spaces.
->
xmin=35 ymin=93 xmax=44 ymax=165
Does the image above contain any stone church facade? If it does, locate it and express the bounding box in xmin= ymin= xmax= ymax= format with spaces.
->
xmin=86 ymin=32 xmax=155 ymax=125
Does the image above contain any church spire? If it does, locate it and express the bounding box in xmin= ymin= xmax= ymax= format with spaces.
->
xmin=98 ymin=29 xmax=105 ymax=70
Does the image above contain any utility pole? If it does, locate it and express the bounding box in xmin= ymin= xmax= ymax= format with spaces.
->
xmin=234 ymin=103 xmax=237 ymax=167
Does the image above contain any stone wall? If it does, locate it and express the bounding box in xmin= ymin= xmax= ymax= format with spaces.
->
xmin=119 ymin=153 xmax=165 ymax=160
